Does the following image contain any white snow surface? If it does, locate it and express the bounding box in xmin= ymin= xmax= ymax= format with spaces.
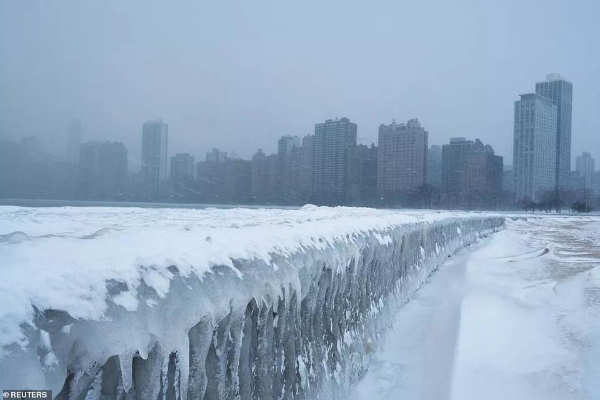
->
xmin=349 ymin=215 xmax=600 ymax=400
xmin=0 ymin=205 xmax=491 ymax=358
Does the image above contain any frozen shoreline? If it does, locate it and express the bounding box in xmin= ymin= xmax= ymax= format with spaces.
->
xmin=349 ymin=216 xmax=600 ymax=400
xmin=0 ymin=206 xmax=502 ymax=398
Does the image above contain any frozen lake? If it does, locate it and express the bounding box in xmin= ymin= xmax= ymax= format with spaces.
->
xmin=350 ymin=216 xmax=600 ymax=400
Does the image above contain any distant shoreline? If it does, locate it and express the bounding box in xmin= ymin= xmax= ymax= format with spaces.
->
xmin=0 ymin=198 xmax=297 ymax=210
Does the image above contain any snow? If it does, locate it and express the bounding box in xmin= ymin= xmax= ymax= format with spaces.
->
xmin=0 ymin=205 xmax=503 ymax=397
xmin=0 ymin=206 xmax=487 ymax=353
xmin=349 ymin=215 xmax=600 ymax=400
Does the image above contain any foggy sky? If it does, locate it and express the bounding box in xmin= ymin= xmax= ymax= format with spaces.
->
xmin=1 ymin=0 xmax=599 ymax=169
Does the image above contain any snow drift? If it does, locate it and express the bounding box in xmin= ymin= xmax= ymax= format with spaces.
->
xmin=0 ymin=206 xmax=503 ymax=398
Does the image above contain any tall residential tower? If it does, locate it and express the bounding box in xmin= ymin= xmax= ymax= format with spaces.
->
xmin=377 ymin=118 xmax=428 ymax=193
xmin=535 ymin=74 xmax=573 ymax=191
xmin=575 ymin=152 xmax=595 ymax=190
xmin=141 ymin=120 xmax=168 ymax=199
xmin=513 ymin=93 xmax=557 ymax=201
xmin=313 ymin=118 xmax=357 ymax=204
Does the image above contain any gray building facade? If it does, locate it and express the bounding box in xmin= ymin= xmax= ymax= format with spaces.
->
xmin=442 ymin=137 xmax=473 ymax=207
xmin=313 ymin=118 xmax=357 ymax=204
xmin=427 ymin=144 xmax=442 ymax=187
xmin=377 ymin=118 xmax=428 ymax=193
xmin=513 ymin=93 xmax=557 ymax=202
xmin=277 ymin=135 xmax=301 ymax=201
xmin=141 ymin=120 xmax=168 ymax=199
xmin=170 ymin=153 xmax=195 ymax=198
xmin=575 ymin=151 xmax=595 ymax=190
xmin=347 ymin=143 xmax=377 ymax=204
xmin=535 ymin=74 xmax=573 ymax=191
xmin=441 ymin=138 xmax=502 ymax=208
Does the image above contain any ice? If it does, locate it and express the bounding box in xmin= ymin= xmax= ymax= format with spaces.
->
xmin=0 ymin=206 xmax=503 ymax=398
xmin=349 ymin=216 xmax=600 ymax=400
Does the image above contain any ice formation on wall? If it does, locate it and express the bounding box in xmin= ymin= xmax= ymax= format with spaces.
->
xmin=0 ymin=206 xmax=503 ymax=399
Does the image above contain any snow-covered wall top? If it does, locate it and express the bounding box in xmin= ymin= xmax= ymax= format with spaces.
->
xmin=0 ymin=206 xmax=504 ymax=398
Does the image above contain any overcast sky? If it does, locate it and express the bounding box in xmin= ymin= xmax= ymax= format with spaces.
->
xmin=1 ymin=0 xmax=598 ymax=169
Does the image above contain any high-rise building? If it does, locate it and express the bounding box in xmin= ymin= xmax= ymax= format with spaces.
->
xmin=513 ymin=93 xmax=557 ymax=202
xmin=79 ymin=141 xmax=128 ymax=198
xmin=277 ymin=135 xmax=301 ymax=201
xmin=278 ymin=136 xmax=301 ymax=156
xmin=569 ymin=171 xmax=586 ymax=192
xmin=442 ymin=138 xmax=473 ymax=207
xmin=285 ymin=147 xmax=304 ymax=204
xmin=313 ymin=118 xmax=357 ymax=204
xmin=206 ymin=148 xmax=228 ymax=163
xmin=141 ymin=120 xmax=168 ymax=199
xmin=464 ymin=139 xmax=503 ymax=209
xmin=251 ymin=149 xmax=274 ymax=202
xmin=427 ymin=145 xmax=442 ymax=187
xmin=535 ymin=74 xmax=573 ymax=191
xmin=575 ymin=152 xmax=595 ymax=190
xmin=503 ymin=165 xmax=515 ymax=194
xmin=377 ymin=118 xmax=428 ymax=194
xmin=170 ymin=153 xmax=195 ymax=198
xmin=196 ymin=162 xmax=227 ymax=202
xmin=299 ymin=135 xmax=314 ymax=201
xmin=66 ymin=119 xmax=83 ymax=164
xmin=592 ymin=172 xmax=600 ymax=195
xmin=347 ymin=143 xmax=377 ymax=204
xmin=196 ymin=157 xmax=251 ymax=204
xmin=227 ymin=159 xmax=252 ymax=204
xmin=442 ymin=138 xmax=502 ymax=208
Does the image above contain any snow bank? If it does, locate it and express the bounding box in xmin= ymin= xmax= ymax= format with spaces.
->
xmin=0 ymin=206 xmax=503 ymax=398
xmin=349 ymin=215 xmax=600 ymax=400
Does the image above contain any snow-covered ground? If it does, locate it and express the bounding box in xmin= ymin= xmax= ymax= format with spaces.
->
xmin=349 ymin=216 xmax=600 ymax=400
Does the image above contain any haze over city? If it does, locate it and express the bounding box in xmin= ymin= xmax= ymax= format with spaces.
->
xmin=1 ymin=0 xmax=599 ymax=166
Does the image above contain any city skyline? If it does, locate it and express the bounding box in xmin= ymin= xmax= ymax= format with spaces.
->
xmin=1 ymin=109 xmax=598 ymax=210
xmin=0 ymin=76 xmax=590 ymax=174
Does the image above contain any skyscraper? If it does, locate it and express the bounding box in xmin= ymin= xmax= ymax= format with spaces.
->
xmin=347 ymin=143 xmax=377 ymax=204
xmin=535 ymin=74 xmax=573 ymax=191
xmin=427 ymin=145 xmax=442 ymax=187
xmin=464 ymin=139 xmax=503 ymax=209
xmin=442 ymin=138 xmax=473 ymax=208
xmin=66 ymin=119 xmax=83 ymax=164
xmin=251 ymin=149 xmax=274 ymax=202
xmin=206 ymin=148 xmax=228 ymax=163
xmin=377 ymin=119 xmax=428 ymax=195
xmin=442 ymin=138 xmax=501 ymax=208
xmin=513 ymin=93 xmax=557 ymax=202
xmin=313 ymin=118 xmax=357 ymax=204
xmin=141 ymin=120 xmax=168 ymax=199
xmin=575 ymin=151 xmax=595 ymax=190
xmin=503 ymin=165 xmax=515 ymax=195
xmin=277 ymin=135 xmax=301 ymax=201
xmin=299 ymin=135 xmax=314 ymax=201
xmin=170 ymin=153 xmax=195 ymax=198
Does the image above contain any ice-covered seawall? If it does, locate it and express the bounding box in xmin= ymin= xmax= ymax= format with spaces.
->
xmin=0 ymin=206 xmax=503 ymax=399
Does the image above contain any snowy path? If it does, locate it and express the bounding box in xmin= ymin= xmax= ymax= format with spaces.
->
xmin=349 ymin=216 xmax=600 ymax=400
